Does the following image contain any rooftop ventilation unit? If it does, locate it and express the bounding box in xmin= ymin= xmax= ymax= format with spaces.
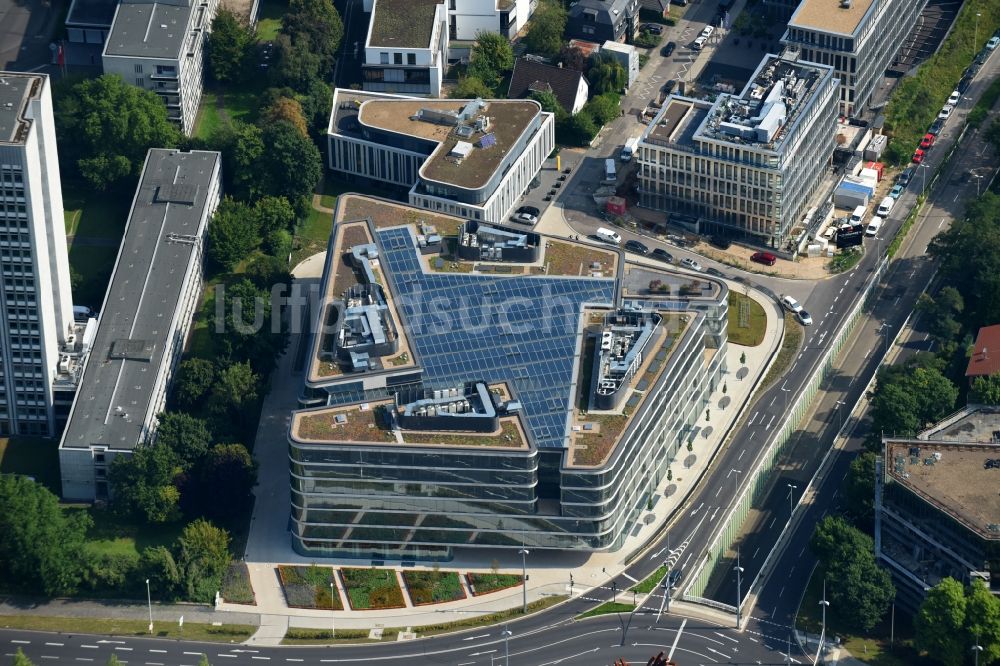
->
xmin=840 ymin=0 xmax=851 ymax=7
xmin=418 ymin=107 xmax=462 ymax=125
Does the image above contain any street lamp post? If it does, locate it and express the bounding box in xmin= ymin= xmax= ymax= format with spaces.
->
xmin=975 ymin=12 xmax=982 ymax=58
xmin=612 ymin=580 xmax=618 ymax=603
xmin=330 ymin=582 xmax=336 ymax=640
xmin=145 ymin=578 xmax=153 ymax=634
xmin=781 ymin=386 xmax=791 ymax=412
xmin=818 ymin=580 xmax=830 ymax=660
xmin=882 ymin=323 xmax=893 ymax=358
xmin=920 ymin=163 xmax=930 ymax=194
xmin=973 ymin=643 xmax=983 ymax=666
xmin=787 ymin=483 xmax=797 ymax=517
xmin=835 ymin=399 xmax=846 ymax=433
xmin=734 ymin=551 xmax=744 ymax=629
xmin=502 ymin=627 xmax=512 ymax=666
xmin=730 ymin=468 xmax=742 ymax=497
xmin=518 ymin=548 xmax=529 ymax=614
xmin=973 ymin=173 xmax=984 ymax=197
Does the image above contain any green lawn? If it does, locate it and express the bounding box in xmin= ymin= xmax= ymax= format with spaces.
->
xmin=195 ymin=91 xmax=225 ymax=141
xmin=762 ymin=312 xmax=804 ymax=389
xmin=0 ymin=437 xmax=60 ymax=494
xmin=0 ymin=615 xmax=254 ymax=643
xmin=630 ymin=566 xmax=667 ymax=594
xmin=62 ymin=180 xmax=130 ymax=239
xmin=727 ymin=291 xmax=767 ymax=347
xmin=194 ymin=83 xmax=263 ymax=141
xmin=255 ymin=0 xmax=285 ymax=41
xmin=577 ymin=601 xmax=635 ymax=619
xmin=78 ymin=508 xmax=185 ymax=559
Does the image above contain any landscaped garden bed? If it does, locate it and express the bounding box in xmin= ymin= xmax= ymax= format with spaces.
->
xmin=466 ymin=572 xmax=523 ymax=596
xmin=221 ymin=561 xmax=256 ymax=605
xmin=277 ymin=565 xmax=342 ymax=610
xmin=340 ymin=567 xmax=406 ymax=610
xmin=402 ymin=570 xmax=466 ymax=605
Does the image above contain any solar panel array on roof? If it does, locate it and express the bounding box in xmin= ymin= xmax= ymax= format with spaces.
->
xmin=155 ymin=183 xmax=198 ymax=204
xmin=372 ymin=226 xmax=616 ymax=449
xmin=478 ymin=132 xmax=497 ymax=148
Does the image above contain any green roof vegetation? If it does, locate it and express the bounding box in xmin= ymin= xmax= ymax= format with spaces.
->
xmin=370 ymin=0 xmax=441 ymax=48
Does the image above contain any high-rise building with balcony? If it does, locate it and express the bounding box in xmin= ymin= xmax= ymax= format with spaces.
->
xmin=0 ymin=72 xmax=78 ymax=438
xmin=102 ymin=0 xmax=219 ymax=135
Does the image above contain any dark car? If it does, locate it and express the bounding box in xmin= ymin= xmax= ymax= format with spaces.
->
xmin=642 ymin=23 xmax=663 ymax=35
xmin=662 ymin=41 xmax=676 ymax=57
xmin=958 ymin=75 xmax=973 ymax=94
xmin=709 ymin=235 xmax=731 ymax=250
xmin=661 ymin=79 xmax=677 ymax=94
xmin=706 ymin=267 xmax=725 ymax=278
xmin=897 ymin=166 xmax=914 ymax=186
xmin=651 ymin=248 xmax=673 ymax=263
xmin=750 ymin=251 xmax=777 ymax=266
xmin=928 ymin=118 xmax=945 ymax=136
xmin=667 ymin=569 xmax=683 ymax=589
xmin=624 ymin=239 xmax=649 ymax=255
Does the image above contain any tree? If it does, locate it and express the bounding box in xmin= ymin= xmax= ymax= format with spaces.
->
xmin=211 ymin=121 xmax=266 ymax=200
xmin=914 ymin=578 xmax=967 ymax=666
xmin=107 ymin=656 xmax=124 ymax=666
xmin=209 ymin=361 xmax=260 ymax=424
xmin=557 ymin=44 xmax=588 ymax=72
xmin=206 ymin=9 xmax=254 ymax=83
xmin=964 ymin=578 xmax=1000 ymax=664
xmin=155 ymin=412 xmax=213 ymax=469
xmin=269 ymin=34 xmax=323 ymax=91
xmin=198 ymin=444 xmax=258 ymax=520
xmin=140 ymin=545 xmax=182 ymax=598
xmin=529 ymin=90 xmax=567 ymax=121
xmin=261 ymin=121 xmax=323 ymax=209
xmin=262 ymin=97 xmax=309 ymax=138
xmin=300 ymin=78 xmax=334 ymax=135
xmin=0 ymin=476 xmax=91 ymax=596
xmin=12 ymin=649 xmax=34 ymax=666
xmin=108 ymin=443 xmax=182 ymax=523
xmin=245 ymin=254 xmax=293 ymax=290
xmin=843 ymin=451 xmax=876 ymax=526
xmin=54 ymin=75 xmax=181 ymax=190
xmin=178 ymin=519 xmax=231 ymax=601
xmin=280 ymin=0 xmax=344 ymax=77
xmin=450 ymin=75 xmax=494 ymax=99
xmin=584 ymin=92 xmax=620 ymax=125
xmin=523 ymin=0 xmax=567 ymax=57
xmin=206 ymin=198 xmax=260 ymax=271
xmin=867 ymin=355 xmax=958 ymax=449
xmin=972 ymin=374 xmax=1000 ymax=405
xmin=915 ymin=286 xmax=964 ymax=348
xmin=559 ymin=110 xmax=598 ymax=146
xmin=216 ymin=280 xmax=289 ymax=372
xmin=588 ymin=55 xmax=628 ymax=95
xmin=254 ymin=196 xmax=297 ymax=237
xmin=468 ymin=32 xmax=514 ymax=92
xmin=173 ymin=358 xmax=216 ymax=410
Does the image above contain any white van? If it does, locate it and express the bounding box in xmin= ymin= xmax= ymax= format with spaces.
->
xmin=865 ymin=216 xmax=883 ymax=237
xmin=73 ymin=305 xmax=94 ymax=322
xmin=780 ymin=295 xmax=803 ymax=313
xmin=596 ymin=227 xmax=622 ymax=245
xmin=849 ymin=205 xmax=867 ymax=225
xmin=620 ymin=137 xmax=639 ymax=162
xmin=876 ymin=196 xmax=894 ymax=217
xmin=692 ymin=35 xmax=707 ymax=50
xmin=603 ymin=158 xmax=617 ymax=183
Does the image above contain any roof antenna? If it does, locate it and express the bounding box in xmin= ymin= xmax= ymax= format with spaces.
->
xmin=985 ymin=347 xmax=989 ymax=360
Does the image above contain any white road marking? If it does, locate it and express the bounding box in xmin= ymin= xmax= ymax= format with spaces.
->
xmin=768 ymin=517 xmax=777 ymax=529
xmin=667 ymin=618 xmax=687 ymax=660
xmin=778 ymin=586 xmax=785 ymax=598
xmin=738 ymin=448 xmax=745 ymax=459
xmin=251 ymin=658 xmax=270 ymax=661
xmin=462 ymin=634 xmax=490 ymax=641
xmin=747 ymin=431 xmax=755 ymax=441
xmin=149 ymin=650 xmax=167 ymax=654
xmin=41 ymin=656 xmax=59 ymax=660
xmin=766 ymin=414 xmax=776 ymax=430
xmin=215 ymin=656 xmax=237 ymax=659
xmin=715 ymin=632 xmax=739 ymax=644
xmin=44 ymin=644 xmax=63 ymax=648
xmin=115 ymin=648 xmax=133 ymax=652
xmin=81 ymin=646 xmax=99 ymax=650
xmin=622 ymin=572 xmax=638 ymax=583
xmin=183 ymin=654 xmax=204 ymax=657
xmin=752 ymin=547 xmax=760 ymax=560
xmin=11 ymin=641 xmax=30 ymax=645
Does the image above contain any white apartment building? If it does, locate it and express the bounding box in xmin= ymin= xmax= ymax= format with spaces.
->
xmin=59 ymin=149 xmax=221 ymax=501
xmin=362 ymin=0 xmax=449 ymax=97
xmin=447 ymin=0 xmax=535 ymax=41
xmin=638 ymin=53 xmax=838 ymax=249
xmin=781 ymin=0 xmax=928 ymax=116
xmin=102 ymin=0 xmax=219 ymax=136
xmin=327 ymin=89 xmax=554 ymax=224
xmin=0 ymin=73 xmax=77 ymax=438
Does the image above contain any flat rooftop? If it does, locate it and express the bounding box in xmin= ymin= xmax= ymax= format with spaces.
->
xmin=61 ymin=149 xmax=220 ymax=451
xmin=886 ymin=440 xmax=1000 ymax=541
xmin=646 ymin=98 xmax=708 ymax=148
xmin=788 ymin=0 xmax=875 ymax=36
xmin=66 ymin=0 xmax=118 ymax=27
xmin=358 ymin=98 xmax=541 ymax=190
xmin=0 ymin=73 xmax=42 ymax=144
xmin=104 ymin=0 xmax=194 ymax=59
xmin=920 ymin=406 xmax=1000 ymax=444
xmin=368 ymin=0 xmax=441 ymax=49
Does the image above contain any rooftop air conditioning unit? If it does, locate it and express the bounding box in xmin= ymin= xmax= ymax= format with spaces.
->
xmin=840 ymin=0 xmax=851 ymax=7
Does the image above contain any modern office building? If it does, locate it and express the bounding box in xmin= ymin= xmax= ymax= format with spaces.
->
xmin=102 ymin=0 xmax=219 ymax=136
xmin=286 ymin=194 xmax=728 ymax=560
xmin=876 ymin=406 xmax=1000 ymax=609
xmin=0 ymin=72 xmax=79 ymax=438
xmin=327 ymin=89 xmax=554 ymax=225
xmin=566 ymin=0 xmax=639 ymax=44
xmin=362 ymin=0 xmax=449 ymax=97
xmin=58 ymin=149 xmax=221 ymax=501
xmin=637 ymin=52 xmax=838 ymax=248
xmin=781 ymin=0 xmax=928 ymax=116
xmin=65 ymin=0 xmax=119 ymax=66
xmin=449 ymin=0 xmax=535 ymax=41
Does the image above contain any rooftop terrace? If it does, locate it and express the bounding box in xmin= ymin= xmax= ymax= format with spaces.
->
xmin=0 ymin=73 xmax=41 ymax=144
xmin=358 ymin=98 xmax=541 ymax=190
xmin=788 ymin=0 xmax=876 ymax=36
xmin=369 ymin=0 xmax=442 ymax=49
xmin=886 ymin=440 xmax=1000 ymax=541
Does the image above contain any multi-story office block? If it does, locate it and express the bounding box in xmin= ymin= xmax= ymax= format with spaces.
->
xmin=286 ymin=195 xmax=728 ymax=560
xmin=102 ymin=0 xmax=219 ymax=136
xmin=877 ymin=407 xmax=1000 ymax=610
xmin=448 ymin=0 xmax=535 ymax=41
xmin=0 ymin=73 xmax=78 ymax=437
xmin=362 ymin=0 xmax=449 ymax=97
xmin=566 ymin=0 xmax=638 ymax=44
xmin=781 ymin=0 xmax=928 ymax=116
xmin=327 ymin=89 xmax=555 ymax=225
xmin=65 ymin=0 xmax=119 ymax=65
xmin=59 ymin=149 xmax=221 ymax=501
xmin=637 ymin=53 xmax=838 ymax=248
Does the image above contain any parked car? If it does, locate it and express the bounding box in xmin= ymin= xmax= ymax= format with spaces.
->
xmin=706 ymin=267 xmax=725 ymax=278
xmin=938 ymin=105 xmax=953 ymax=119
xmin=642 ymin=23 xmax=664 ymax=35
xmin=701 ymin=25 xmax=714 ymax=39
xmin=661 ymin=79 xmax=677 ymax=94
xmin=662 ymin=41 xmax=676 ymax=57
xmin=651 ymin=248 xmax=674 ymax=263
xmin=898 ymin=166 xmax=914 ymax=186
xmin=958 ymin=75 xmax=973 ymax=94
xmin=919 ymin=133 xmax=936 ymax=150
xmin=912 ymin=148 xmax=925 ymax=164
xmin=692 ymin=35 xmax=708 ymax=50
xmin=512 ymin=205 xmax=540 ymax=225
xmin=797 ymin=310 xmax=813 ymax=326
xmin=890 ymin=183 xmax=905 ymax=199
xmin=865 ymin=216 xmax=883 ymax=236
xmin=947 ymin=90 xmax=961 ymax=106
xmin=780 ymin=294 xmax=803 ymax=313
xmin=928 ymin=118 xmax=945 ymax=135
xmin=681 ymin=257 xmax=703 ymax=271
xmin=624 ymin=239 xmax=649 ymax=255
xmin=988 ymin=36 xmax=1000 ymax=50
xmin=750 ymin=251 xmax=777 ymax=266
